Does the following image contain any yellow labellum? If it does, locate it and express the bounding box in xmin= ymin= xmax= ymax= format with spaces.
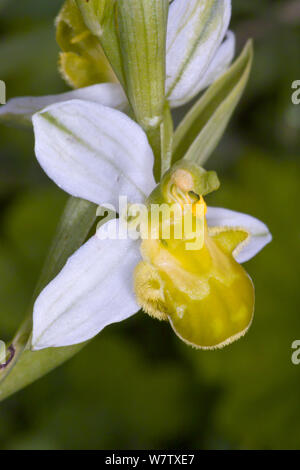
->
xmin=135 ymin=220 xmax=254 ymax=349
xmin=134 ymin=164 xmax=254 ymax=349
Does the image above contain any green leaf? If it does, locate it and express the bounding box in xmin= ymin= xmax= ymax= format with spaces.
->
xmin=172 ymin=40 xmax=253 ymax=165
xmin=0 ymin=197 xmax=97 ymax=401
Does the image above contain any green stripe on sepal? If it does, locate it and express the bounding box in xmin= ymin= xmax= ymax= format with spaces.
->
xmin=172 ymin=40 xmax=253 ymax=165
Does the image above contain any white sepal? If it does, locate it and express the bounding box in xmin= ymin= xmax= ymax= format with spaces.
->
xmin=0 ymin=83 xmax=128 ymax=126
xmin=33 ymin=100 xmax=156 ymax=208
xmin=206 ymin=206 xmax=272 ymax=263
xmin=32 ymin=219 xmax=141 ymax=350
xmin=166 ymin=0 xmax=232 ymax=107
xmin=195 ymin=31 xmax=235 ymax=92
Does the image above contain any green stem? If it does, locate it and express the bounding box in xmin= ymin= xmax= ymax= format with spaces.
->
xmin=0 ymin=197 xmax=97 ymax=400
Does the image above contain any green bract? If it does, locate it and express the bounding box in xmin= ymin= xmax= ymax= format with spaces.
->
xmin=173 ymin=40 xmax=253 ymax=165
xmin=117 ymin=1 xmax=168 ymax=130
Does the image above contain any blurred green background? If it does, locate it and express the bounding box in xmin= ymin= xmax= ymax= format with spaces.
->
xmin=0 ymin=0 xmax=299 ymax=450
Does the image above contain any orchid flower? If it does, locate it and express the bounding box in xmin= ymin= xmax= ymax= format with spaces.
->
xmin=31 ymin=100 xmax=271 ymax=351
xmin=0 ymin=0 xmax=234 ymax=124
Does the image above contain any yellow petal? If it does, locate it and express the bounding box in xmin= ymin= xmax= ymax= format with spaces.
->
xmin=209 ymin=226 xmax=249 ymax=257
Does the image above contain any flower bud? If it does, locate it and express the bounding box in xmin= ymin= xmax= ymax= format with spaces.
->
xmin=56 ymin=0 xmax=116 ymax=88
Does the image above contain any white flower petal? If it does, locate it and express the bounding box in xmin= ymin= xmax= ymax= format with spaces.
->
xmin=32 ymin=219 xmax=141 ymax=350
xmin=0 ymin=83 xmax=128 ymax=126
xmin=33 ymin=100 xmax=156 ymax=207
xmin=206 ymin=206 xmax=272 ymax=263
xmin=166 ymin=0 xmax=232 ymax=107
xmin=195 ymin=31 xmax=235 ymax=92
